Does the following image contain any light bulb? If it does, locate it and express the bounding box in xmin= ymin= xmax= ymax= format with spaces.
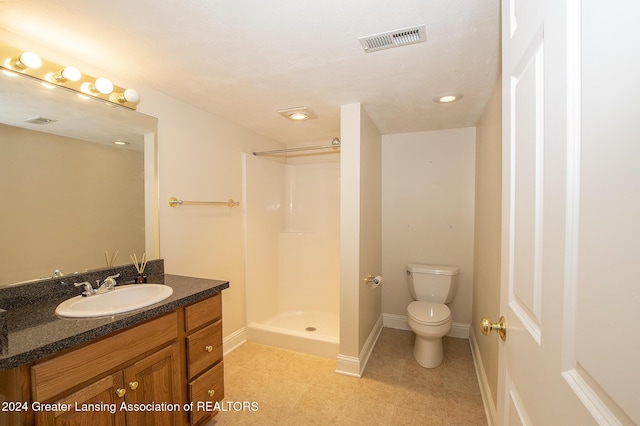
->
xmin=53 ymin=66 xmax=81 ymax=82
xmin=81 ymin=77 xmax=114 ymax=95
xmin=433 ymin=93 xmax=463 ymax=104
xmin=49 ymin=66 xmax=81 ymax=83
xmin=94 ymin=77 xmax=113 ymax=94
xmin=439 ymin=95 xmax=457 ymax=103
xmin=123 ymin=89 xmax=140 ymax=103
xmin=288 ymin=112 xmax=309 ymax=120
xmin=13 ymin=51 xmax=42 ymax=69
xmin=110 ymin=88 xmax=140 ymax=104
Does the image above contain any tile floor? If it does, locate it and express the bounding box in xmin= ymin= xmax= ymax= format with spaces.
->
xmin=207 ymin=328 xmax=487 ymax=425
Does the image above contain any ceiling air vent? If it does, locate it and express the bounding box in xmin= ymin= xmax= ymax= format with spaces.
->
xmin=24 ymin=116 xmax=58 ymax=125
xmin=359 ymin=24 xmax=426 ymax=53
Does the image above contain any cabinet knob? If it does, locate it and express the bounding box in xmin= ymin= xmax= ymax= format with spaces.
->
xmin=129 ymin=381 xmax=139 ymax=390
xmin=207 ymin=389 xmax=215 ymax=397
xmin=205 ymin=345 xmax=213 ymax=353
xmin=116 ymin=388 xmax=126 ymax=398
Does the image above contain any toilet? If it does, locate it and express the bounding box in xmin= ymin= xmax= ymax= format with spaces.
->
xmin=406 ymin=263 xmax=459 ymax=368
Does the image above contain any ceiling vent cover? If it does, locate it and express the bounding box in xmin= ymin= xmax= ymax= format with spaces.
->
xmin=24 ymin=116 xmax=58 ymax=125
xmin=359 ymin=24 xmax=426 ymax=53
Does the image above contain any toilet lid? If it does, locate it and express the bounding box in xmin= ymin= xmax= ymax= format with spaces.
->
xmin=407 ymin=301 xmax=451 ymax=326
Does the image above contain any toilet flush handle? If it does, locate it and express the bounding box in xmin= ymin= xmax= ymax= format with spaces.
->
xmin=480 ymin=316 xmax=507 ymax=341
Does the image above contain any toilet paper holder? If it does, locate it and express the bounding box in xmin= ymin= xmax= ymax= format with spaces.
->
xmin=364 ymin=275 xmax=382 ymax=286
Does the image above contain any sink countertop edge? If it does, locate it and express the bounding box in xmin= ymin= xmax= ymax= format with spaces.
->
xmin=0 ymin=274 xmax=229 ymax=370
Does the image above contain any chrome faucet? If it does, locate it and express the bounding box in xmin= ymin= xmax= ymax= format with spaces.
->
xmin=74 ymin=273 xmax=120 ymax=297
xmin=74 ymin=281 xmax=95 ymax=297
xmin=96 ymin=273 xmax=120 ymax=294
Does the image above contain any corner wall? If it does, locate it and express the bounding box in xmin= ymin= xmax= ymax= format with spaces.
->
xmin=381 ymin=128 xmax=476 ymax=334
xmin=337 ymin=103 xmax=382 ymax=376
xmin=139 ymin=91 xmax=280 ymax=342
xmin=0 ymin=30 xmax=284 ymax=345
xmin=471 ymin=77 xmax=502 ymax=421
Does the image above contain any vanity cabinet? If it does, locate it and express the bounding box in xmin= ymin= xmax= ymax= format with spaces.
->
xmin=31 ymin=313 xmax=181 ymax=426
xmin=183 ymin=293 xmax=224 ymax=425
xmin=0 ymin=291 xmax=225 ymax=426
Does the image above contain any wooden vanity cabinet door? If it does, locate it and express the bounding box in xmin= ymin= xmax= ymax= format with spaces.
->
xmin=122 ymin=343 xmax=181 ymax=426
xmin=36 ymin=372 xmax=126 ymax=426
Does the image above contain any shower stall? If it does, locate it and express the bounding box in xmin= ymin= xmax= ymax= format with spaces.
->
xmin=242 ymin=145 xmax=340 ymax=358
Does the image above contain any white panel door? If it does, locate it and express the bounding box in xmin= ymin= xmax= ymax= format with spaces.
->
xmin=495 ymin=0 xmax=640 ymax=424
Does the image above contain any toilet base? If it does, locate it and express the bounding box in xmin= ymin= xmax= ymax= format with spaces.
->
xmin=413 ymin=335 xmax=444 ymax=368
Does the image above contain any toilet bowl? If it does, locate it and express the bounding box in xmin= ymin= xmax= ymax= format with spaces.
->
xmin=406 ymin=263 xmax=458 ymax=368
xmin=407 ymin=301 xmax=452 ymax=368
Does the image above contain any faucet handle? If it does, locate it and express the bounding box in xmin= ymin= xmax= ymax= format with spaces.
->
xmin=74 ymin=281 xmax=94 ymax=296
xmin=101 ymin=273 xmax=120 ymax=290
xmin=104 ymin=273 xmax=121 ymax=282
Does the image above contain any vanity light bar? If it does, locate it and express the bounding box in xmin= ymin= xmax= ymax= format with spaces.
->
xmin=0 ymin=41 xmax=140 ymax=110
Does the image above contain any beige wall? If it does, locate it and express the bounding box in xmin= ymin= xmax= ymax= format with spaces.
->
xmin=339 ymin=103 xmax=382 ymax=374
xmin=471 ymin=77 xmax=502 ymax=410
xmin=138 ymin=90 xmax=279 ymax=339
xmin=381 ymin=128 xmax=476 ymax=331
xmin=357 ymin=106 xmax=382 ymax=351
xmin=0 ymin=124 xmax=144 ymax=284
xmin=0 ymin=31 xmax=282 ymax=339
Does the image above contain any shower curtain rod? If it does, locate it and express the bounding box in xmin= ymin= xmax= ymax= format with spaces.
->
xmin=252 ymin=138 xmax=341 ymax=156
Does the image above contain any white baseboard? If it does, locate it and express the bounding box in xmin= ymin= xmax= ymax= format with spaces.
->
xmin=382 ymin=313 xmax=470 ymax=339
xmin=382 ymin=313 xmax=411 ymax=330
xmin=335 ymin=314 xmax=383 ymax=377
xmin=469 ymin=327 xmax=497 ymax=426
xmin=449 ymin=322 xmax=470 ymax=339
xmin=223 ymin=327 xmax=247 ymax=356
xmin=335 ymin=354 xmax=362 ymax=377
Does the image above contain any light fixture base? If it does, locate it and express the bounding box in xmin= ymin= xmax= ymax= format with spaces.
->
xmin=433 ymin=93 xmax=463 ymax=104
xmin=0 ymin=40 xmax=139 ymax=110
xmin=277 ymin=106 xmax=318 ymax=121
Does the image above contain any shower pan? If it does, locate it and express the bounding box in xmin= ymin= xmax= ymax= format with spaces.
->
xmin=242 ymin=148 xmax=340 ymax=358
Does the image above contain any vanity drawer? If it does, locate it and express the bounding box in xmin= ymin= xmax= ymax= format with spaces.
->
xmin=188 ymin=361 xmax=224 ymax=425
xmin=186 ymin=320 xmax=222 ymax=379
xmin=185 ymin=292 xmax=222 ymax=332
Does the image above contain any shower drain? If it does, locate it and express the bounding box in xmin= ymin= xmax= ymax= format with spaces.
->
xmin=305 ymin=326 xmax=317 ymax=332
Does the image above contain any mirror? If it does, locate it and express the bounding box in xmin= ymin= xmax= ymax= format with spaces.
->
xmin=0 ymin=68 xmax=158 ymax=287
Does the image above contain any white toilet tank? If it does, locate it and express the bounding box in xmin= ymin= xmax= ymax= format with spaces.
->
xmin=407 ymin=263 xmax=458 ymax=303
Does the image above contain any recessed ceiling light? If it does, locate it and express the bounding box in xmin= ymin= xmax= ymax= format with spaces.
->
xmin=113 ymin=140 xmax=129 ymax=146
xmin=433 ymin=93 xmax=463 ymax=103
xmin=289 ymin=112 xmax=309 ymax=120
xmin=278 ymin=106 xmax=318 ymax=121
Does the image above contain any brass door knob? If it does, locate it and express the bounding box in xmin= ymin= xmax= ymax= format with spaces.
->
xmin=116 ymin=388 xmax=126 ymax=398
xmin=129 ymin=381 xmax=139 ymax=390
xmin=205 ymin=345 xmax=213 ymax=353
xmin=480 ymin=316 xmax=507 ymax=341
xmin=207 ymin=389 xmax=215 ymax=397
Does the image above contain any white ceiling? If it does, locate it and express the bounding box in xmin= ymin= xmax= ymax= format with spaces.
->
xmin=0 ymin=0 xmax=500 ymax=144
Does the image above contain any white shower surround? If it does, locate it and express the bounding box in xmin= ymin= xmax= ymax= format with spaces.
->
xmin=243 ymin=153 xmax=340 ymax=358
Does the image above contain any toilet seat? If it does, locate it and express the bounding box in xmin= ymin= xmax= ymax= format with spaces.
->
xmin=407 ymin=301 xmax=450 ymax=326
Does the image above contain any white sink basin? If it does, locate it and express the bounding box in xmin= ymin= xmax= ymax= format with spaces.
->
xmin=55 ymin=284 xmax=173 ymax=318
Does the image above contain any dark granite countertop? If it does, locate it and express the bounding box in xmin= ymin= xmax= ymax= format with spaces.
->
xmin=0 ymin=274 xmax=229 ymax=370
